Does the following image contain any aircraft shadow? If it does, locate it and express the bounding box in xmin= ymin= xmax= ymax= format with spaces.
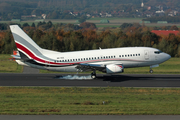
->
xmin=97 ymin=75 xmax=138 ymax=82
xmin=97 ymin=74 xmax=180 ymax=82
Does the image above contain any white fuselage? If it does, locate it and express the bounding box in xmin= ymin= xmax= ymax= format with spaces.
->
xmin=16 ymin=47 xmax=171 ymax=72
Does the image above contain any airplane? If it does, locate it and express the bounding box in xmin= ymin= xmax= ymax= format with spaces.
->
xmin=10 ymin=25 xmax=171 ymax=79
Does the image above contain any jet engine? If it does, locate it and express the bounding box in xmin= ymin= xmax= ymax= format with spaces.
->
xmin=106 ymin=64 xmax=124 ymax=74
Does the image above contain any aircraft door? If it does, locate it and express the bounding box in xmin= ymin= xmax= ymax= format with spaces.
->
xmin=144 ymin=50 xmax=149 ymax=60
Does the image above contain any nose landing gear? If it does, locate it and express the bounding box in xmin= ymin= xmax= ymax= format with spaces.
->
xmin=149 ymin=64 xmax=159 ymax=74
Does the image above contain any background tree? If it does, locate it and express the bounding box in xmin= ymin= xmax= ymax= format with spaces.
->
xmin=31 ymin=23 xmax=36 ymax=27
xmin=170 ymin=25 xmax=179 ymax=30
xmin=78 ymin=16 xmax=87 ymax=23
xmin=1 ymin=31 xmax=16 ymax=54
xmin=79 ymin=22 xmax=97 ymax=30
xmin=22 ymin=23 xmax=30 ymax=27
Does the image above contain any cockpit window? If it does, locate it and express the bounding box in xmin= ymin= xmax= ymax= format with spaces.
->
xmin=154 ymin=50 xmax=162 ymax=54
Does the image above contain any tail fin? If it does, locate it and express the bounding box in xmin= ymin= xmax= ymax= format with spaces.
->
xmin=10 ymin=25 xmax=43 ymax=60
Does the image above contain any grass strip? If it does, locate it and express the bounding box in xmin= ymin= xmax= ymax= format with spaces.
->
xmin=0 ymin=87 xmax=180 ymax=115
xmin=0 ymin=54 xmax=22 ymax=73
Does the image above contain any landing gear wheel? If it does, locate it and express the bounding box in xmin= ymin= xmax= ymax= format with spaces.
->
xmin=91 ymin=70 xmax=96 ymax=79
xmin=91 ymin=74 xmax=96 ymax=79
xmin=149 ymin=69 xmax=153 ymax=74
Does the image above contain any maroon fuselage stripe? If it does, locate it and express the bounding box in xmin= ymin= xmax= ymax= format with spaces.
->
xmin=16 ymin=42 xmax=71 ymax=65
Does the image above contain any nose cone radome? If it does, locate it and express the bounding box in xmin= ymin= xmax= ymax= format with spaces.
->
xmin=164 ymin=53 xmax=171 ymax=61
xmin=166 ymin=53 xmax=171 ymax=60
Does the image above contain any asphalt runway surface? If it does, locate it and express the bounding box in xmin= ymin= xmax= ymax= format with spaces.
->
xmin=0 ymin=73 xmax=180 ymax=87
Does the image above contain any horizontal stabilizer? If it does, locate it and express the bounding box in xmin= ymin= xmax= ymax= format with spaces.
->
xmin=11 ymin=55 xmax=35 ymax=62
xmin=11 ymin=55 xmax=21 ymax=60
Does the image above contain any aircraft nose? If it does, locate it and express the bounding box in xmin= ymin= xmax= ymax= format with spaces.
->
xmin=165 ymin=53 xmax=171 ymax=61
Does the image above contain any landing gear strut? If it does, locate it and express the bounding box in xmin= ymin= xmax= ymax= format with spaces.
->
xmin=149 ymin=64 xmax=159 ymax=74
xmin=91 ymin=70 xmax=96 ymax=79
xmin=149 ymin=69 xmax=153 ymax=74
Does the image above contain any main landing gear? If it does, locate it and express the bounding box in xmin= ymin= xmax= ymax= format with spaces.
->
xmin=91 ymin=70 xmax=96 ymax=79
xmin=149 ymin=69 xmax=153 ymax=74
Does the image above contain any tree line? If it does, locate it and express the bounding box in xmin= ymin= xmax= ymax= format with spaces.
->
xmin=1 ymin=23 xmax=180 ymax=57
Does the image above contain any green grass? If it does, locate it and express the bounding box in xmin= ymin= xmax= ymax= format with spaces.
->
xmin=89 ymin=17 xmax=143 ymax=20
xmin=0 ymin=87 xmax=180 ymax=115
xmin=0 ymin=54 xmax=22 ymax=73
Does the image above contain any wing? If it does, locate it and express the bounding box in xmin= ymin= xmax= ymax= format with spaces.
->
xmin=76 ymin=63 xmax=106 ymax=72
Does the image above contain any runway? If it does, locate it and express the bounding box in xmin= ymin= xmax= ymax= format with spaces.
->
xmin=0 ymin=73 xmax=180 ymax=87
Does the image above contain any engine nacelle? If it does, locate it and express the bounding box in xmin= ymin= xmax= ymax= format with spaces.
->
xmin=106 ymin=64 xmax=124 ymax=74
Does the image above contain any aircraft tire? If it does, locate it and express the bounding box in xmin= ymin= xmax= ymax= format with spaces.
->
xmin=149 ymin=69 xmax=153 ymax=74
xmin=91 ymin=73 xmax=96 ymax=79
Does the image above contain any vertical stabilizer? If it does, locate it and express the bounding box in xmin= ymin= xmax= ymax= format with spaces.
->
xmin=10 ymin=25 xmax=42 ymax=59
